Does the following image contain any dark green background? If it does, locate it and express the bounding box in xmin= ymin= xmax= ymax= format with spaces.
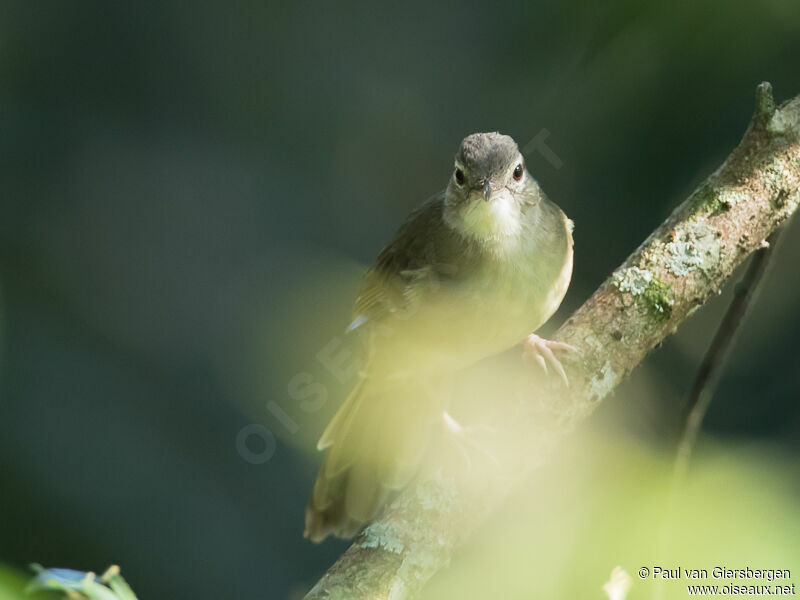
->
xmin=1 ymin=2 xmax=798 ymax=598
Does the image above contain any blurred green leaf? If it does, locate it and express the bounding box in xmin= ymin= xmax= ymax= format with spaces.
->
xmin=28 ymin=565 xmax=138 ymax=600
xmin=0 ymin=563 xmax=28 ymax=600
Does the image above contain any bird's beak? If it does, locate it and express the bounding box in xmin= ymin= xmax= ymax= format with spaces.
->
xmin=482 ymin=181 xmax=491 ymax=201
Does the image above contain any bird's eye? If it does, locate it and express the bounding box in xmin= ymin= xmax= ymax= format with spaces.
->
xmin=454 ymin=168 xmax=465 ymax=185
xmin=513 ymin=164 xmax=523 ymax=181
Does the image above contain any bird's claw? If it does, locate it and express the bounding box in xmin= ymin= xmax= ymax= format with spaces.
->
xmin=523 ymin=333 xmax=577 ymax=386
xmin=442 ymin=412 xmax=499 ymax=471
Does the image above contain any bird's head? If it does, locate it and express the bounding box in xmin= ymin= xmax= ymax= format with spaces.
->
xmin=444 ymin=132 xmax=539 ymax=243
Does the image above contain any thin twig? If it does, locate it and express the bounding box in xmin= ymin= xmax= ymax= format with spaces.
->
xmin=674 ymin=226 xmax=784 ymax=481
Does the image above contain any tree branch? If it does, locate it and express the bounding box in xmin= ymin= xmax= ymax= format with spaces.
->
xmin=305 ymin=83 xmax=800 ymax=600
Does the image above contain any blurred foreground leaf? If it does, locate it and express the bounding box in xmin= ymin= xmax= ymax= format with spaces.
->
xmin=419 ymin=435 xmax=799 ymax=599
xmin=0 ymin=563 xmax=29 ymax=599
xmin=28 ymin=565 xmax=138 ymax=600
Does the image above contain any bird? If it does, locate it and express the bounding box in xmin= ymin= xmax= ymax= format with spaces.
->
xmin=304 ymin=132 xmax=574 ymax=542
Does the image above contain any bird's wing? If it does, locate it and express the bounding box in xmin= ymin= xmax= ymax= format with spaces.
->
xmin=349 ymin=193 xmax=472 ymax=330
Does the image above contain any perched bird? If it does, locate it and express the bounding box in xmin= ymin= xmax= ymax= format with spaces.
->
xmin=304 ymin=132 xmax=574 ymax=542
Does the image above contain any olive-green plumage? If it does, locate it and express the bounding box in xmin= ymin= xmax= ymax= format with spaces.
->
xmin=304 ymin=132 xmax=573 ymax=542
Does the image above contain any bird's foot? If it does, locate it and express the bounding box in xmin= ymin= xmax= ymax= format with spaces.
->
xmin=522 ymin=333 xmax=577 ymax=386
xmin=441 ymin=411 xmax=498 ymax=471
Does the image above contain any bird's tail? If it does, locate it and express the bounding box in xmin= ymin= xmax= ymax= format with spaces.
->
xmin=304 ymin=376 xmax=440 ymax=542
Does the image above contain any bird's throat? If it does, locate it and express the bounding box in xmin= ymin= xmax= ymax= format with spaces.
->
xmin=447 ymin=193 xmax=523 ymax=248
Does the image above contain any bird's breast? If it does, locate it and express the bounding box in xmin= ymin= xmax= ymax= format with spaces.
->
xmin=369 ymin=224 xmax=573 ymax=378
